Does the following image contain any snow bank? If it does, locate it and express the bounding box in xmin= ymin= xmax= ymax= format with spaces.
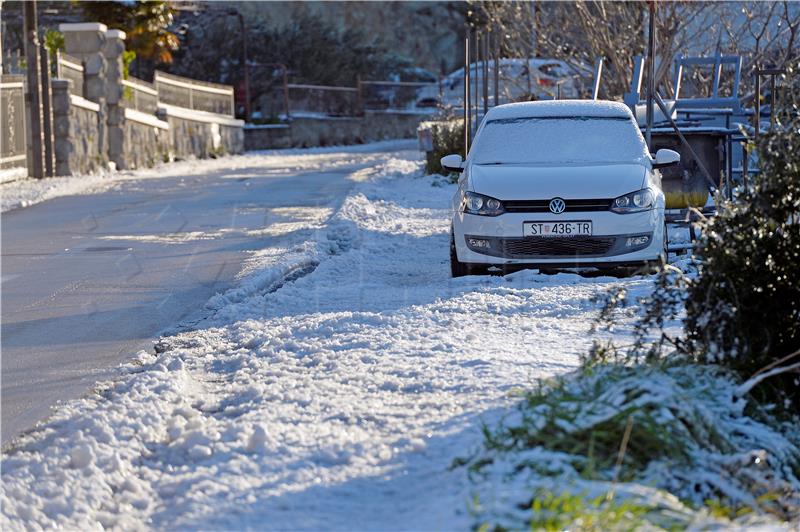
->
xmin=0 ymin=140 xmax=417 ymax=214
xmin=0 ymin=148 xmax=652 ymax=529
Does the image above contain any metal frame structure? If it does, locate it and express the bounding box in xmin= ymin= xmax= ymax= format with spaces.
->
xmin=672 ymin=54 xmax=743 ymax=111
xmin=463 ymin=28 xmax=502 ymax=155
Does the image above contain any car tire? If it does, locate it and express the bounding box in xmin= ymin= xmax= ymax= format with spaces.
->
xmin=661 ymin=222 xmax=669 ymax=263
xmin=450 ymin=228 xmax=473 ymax=277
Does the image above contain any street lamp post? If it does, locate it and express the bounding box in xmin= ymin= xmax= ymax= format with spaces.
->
xmin=229 ymin=11 xmax=250 ymax=122
xmin=24 ymin=0 xmax=44 ymax=178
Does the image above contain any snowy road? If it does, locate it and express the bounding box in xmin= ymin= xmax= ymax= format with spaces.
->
xmin=1 ymin=145 xmax=654 ymax=529
xmin=1 ymin=142 xmax=416 ymax=445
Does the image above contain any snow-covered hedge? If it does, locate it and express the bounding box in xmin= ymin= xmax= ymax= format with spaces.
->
xmin=596 ymin=112 xmax=800 ymax=410
xmin=462 ymin=360 xmax=800 ymax=529
xmin=418 ymin=118 xmax=464 ymax=175
xmin=684 ymin=116 xmax=800 ymax=408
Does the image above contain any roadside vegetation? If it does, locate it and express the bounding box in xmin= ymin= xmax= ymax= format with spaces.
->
xmin=419 ymin=115 xmax=464 ymax=176
xmin=459 ymin=98 xmax=800 ymax=530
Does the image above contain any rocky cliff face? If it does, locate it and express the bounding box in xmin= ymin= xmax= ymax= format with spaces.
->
xmin=232 ymin=1 xmax=467 ymax=75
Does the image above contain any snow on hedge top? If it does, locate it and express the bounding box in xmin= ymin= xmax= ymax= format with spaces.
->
xmin=485 ymin=100 xmax=634 ymax=121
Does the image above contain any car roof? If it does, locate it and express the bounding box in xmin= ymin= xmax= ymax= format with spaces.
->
xmin=446 ymin=58 xmax=575 ymax=78
xmin=485 ymin=100 xmax=634 ymax=121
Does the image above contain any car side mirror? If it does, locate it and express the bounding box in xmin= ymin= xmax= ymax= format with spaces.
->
xmin=441 ymin=154 xmax=464 ymax=173
xmin=653 ymin=148 xmax=680 ymax=168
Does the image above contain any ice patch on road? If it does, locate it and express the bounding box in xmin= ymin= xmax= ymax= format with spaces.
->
xmin=1 ymin=151 xmax=653 ymax=530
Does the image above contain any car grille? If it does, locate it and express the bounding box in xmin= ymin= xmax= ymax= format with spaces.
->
xmin=501 ymin=236 xmax=616 ymax=257
xmin=503 ymin=198 xmax=611 ymax=213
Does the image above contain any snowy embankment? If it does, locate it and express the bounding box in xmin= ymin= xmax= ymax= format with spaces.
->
xmin=0 ymin=140 xmax=414 ymax=213
xmin=0 ymin=153 xmax=656 ymax=529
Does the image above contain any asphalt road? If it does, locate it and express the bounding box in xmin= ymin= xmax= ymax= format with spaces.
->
xmin=1 ymin=146 xmax=410 ymax=446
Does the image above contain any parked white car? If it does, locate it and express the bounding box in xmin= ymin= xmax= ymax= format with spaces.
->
xmin=444 ymin=100 xmax=680 ymax=276
xmin=416 ymin=58 xmax=583 ymax=108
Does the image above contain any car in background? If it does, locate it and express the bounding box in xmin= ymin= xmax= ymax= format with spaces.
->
xmin=443 ymin=100 xmax=680 ymax=276
xmin=416 ymin=58 xmax=584 ymax=108
xmin=364 ymin=66 xmax=439 ymax=110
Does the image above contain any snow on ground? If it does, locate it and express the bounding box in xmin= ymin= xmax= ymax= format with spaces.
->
xmin=0 ymin=140 xmax=414 ymax=213
xmin=1 ymin=151 xmax=655 ymax=529
xmin=0 ymin=167 xmax=27 ymax=185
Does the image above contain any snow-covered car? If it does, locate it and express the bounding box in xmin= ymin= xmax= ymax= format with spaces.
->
xmin=416 ymin=58 xmax=583 ymax=108
xmin=443 ymin=100 xmax=680 ymax=276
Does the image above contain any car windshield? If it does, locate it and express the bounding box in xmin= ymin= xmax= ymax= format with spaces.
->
xmin=471 ymin=116 xmax=649 ymax=165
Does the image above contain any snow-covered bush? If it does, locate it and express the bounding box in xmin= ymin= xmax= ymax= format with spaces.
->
xmin=419 ymin=118 xmax=464 ymax=176
xmin=684 ymin=113 xmax=800 ymax=408
xmin=463 ymin=361 xmax=800 ymax=530
xmin=595 ymin=109 xmax=800 ymax=410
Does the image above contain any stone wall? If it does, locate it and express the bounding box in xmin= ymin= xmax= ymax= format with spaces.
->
xmin=161 ymin=105 xmax=245 ymax=160
xmin=290 ymin=116 xmax=361 ymax=148
xmin=52 ymin=79 xmax=105 ymax=176
xmin=243 ymin=125 xmax=292 ymax=151
xmin=53 ymin=22 xmax=243 ymax=176
xmin=123 ymin=110 xmax=171 ymax=169
xmin=244 ymin=111 xmax=431 ymax=150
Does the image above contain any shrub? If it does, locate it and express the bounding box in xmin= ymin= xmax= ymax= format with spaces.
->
xmin=462 ymin=361 xmax=800 ymax=530
xmin=418 ymin=117 xmax=464 ymax=176
xmin=596 ymin=105 xmax=800 ymax=409
xmin=683 ymin=114 xmax=800 ymax=408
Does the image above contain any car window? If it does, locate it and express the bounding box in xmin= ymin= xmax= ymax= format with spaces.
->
xmin=499 ymin=65 xmax=517 ymax=78
xmin=471 ymin=116 xmax=649 ymax=165
xmin=538 ymin=63 xmax=565 ymax=77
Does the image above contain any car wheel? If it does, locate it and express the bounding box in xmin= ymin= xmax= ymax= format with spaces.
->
xmin=661 ymin=222 xmax=669 ymax=263
xmin=450 ymin=228 xmax=472 ymax=277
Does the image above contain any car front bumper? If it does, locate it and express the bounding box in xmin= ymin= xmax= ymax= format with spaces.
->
xmin=453 ymin=209 xmax=664 ymax=265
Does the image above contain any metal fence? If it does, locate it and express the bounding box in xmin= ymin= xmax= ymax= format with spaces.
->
xmin=0 ymin=75 xmax=27 ymax=170
xmin=122 ymin=76 xmax=159 ymax=114
xmin=359 ymin=81 xmax=438 ymax=111
xmin=154 ymin=70 xmax=234 ymax=116
xmin=56 ymin=51 xmax=84 ymax=98
xmin=285 ymin=83 xmax=360 ymax=117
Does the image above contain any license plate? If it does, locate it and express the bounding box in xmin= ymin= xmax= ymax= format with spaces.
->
xmin=523 ymin=221 xmax=593 ymax=237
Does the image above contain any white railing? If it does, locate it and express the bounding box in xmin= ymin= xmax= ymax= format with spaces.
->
xmin=0 ymin=75 xmax=27 ymax=170
xmin=122 ymin=76 xmax=158 ymax=114
xmin=56 ymin=51 xmax=84 ymax=97
xmin=154 ymin=70 xmax=234 ymax=117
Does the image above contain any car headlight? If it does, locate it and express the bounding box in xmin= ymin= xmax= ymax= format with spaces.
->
xmin=462 ymin=191 xmax=505 ymax=216
xmin=611 ymin=189 xmax=655 ymax=214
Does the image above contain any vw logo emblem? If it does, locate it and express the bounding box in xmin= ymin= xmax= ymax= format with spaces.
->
xmin=549 ymin=198 xmax=566 ymax=214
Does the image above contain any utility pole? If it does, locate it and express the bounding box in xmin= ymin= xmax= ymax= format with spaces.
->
xmin=40 ymin=46 xmax=54 ymax=176
xmin=24 ymin=0 xmax=44 ymax=178
xmin=235 ymin=11 xmax=250 ymax=122
xmin=645 ymin=1 xmax=656 ymax=151
xmin=0 ymin=0 xmax=4 ymax=74
xmin=493 ymin=32 xmax=499 ymax=107
xmin=464 ymin=34 xmax=470 ymax=156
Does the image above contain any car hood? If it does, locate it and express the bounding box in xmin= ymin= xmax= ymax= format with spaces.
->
xmin=469 ymin=163 xmax=648 ymax=200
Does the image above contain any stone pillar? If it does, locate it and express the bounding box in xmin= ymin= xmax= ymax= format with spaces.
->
xmin=103 ymin=29 xmax=126 ymax=170
xmin=59 ymin=22 xmax=108 ymax=168
xmin=52 ymin=79 xmax=73 ymax=176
